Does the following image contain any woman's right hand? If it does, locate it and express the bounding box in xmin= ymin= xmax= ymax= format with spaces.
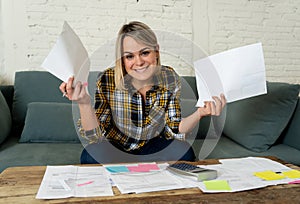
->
xmin=59 ymin=76 xmax=91 ymax=105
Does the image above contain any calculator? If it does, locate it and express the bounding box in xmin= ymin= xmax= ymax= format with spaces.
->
xmin=167 ymin=162 xmax=217 ymax=181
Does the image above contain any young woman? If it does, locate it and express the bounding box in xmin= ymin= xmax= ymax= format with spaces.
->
xmin=59 ymin=21 xmax=226 ymax=164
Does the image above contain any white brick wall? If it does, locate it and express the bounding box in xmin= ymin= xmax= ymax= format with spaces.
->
xmin=0 ymin=2 xmax=4 ymax=85
xmin=25 ymin=0 xmax=194 ymax=75
xmin=0 ymin=0 xmax=194 ymax=84
xmin=1 ymin=0 xmax=299 ymax=84
xmin=195 ymin=0 xmax=300 ymax=84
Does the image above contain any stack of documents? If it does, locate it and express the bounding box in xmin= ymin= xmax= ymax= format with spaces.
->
xmin=104 ymin=163 xmax=197 ymax=194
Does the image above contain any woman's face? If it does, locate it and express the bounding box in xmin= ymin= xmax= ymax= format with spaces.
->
xmin=122 ymin=36 xmax=159 ymax=84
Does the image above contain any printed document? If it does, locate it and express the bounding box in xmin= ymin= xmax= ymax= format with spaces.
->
xmin=35 ymin=158 xmax=300 ymax=198
xmin=195 ymin=157 xmax=298 ymax=193
xmin=105 ymin=163 xmax=197 ymax=194
xmin=41 ymin=21 xmax=90 ymax=86
xmin=194 ymin=43 xmax=267 ymax=107
xmin=36 ymin=166 xmax=113 ymax=199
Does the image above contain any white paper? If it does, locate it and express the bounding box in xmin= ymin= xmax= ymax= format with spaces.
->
xmin=195 ymin=157 xmax=296 ymax=193
xmin=41 ymin=21 xmax=90 ymax=86
xmin=36 ymin=166 xmax=113 ymax=199
xmin=106 ymin=163 xmax=196 ymax=194
xmin=194 ymin=43 xmax=267 ymax=107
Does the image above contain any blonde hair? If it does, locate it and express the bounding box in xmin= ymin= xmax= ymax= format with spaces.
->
xmin=115 ymin=21 xmax=161 ymax=89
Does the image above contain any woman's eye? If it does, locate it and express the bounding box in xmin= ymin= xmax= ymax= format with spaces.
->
xmin=125 ymin=55 xmax=134 ymax=60
xmin=141 ymin=51 xmax=150 ymax=56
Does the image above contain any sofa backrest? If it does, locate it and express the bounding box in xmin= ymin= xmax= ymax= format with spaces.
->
xmin=12 ymin=71 xmax=205 ymax=138
xmin=12 ymin=71 xmax=104 ymax=134
xmin=180 ymin=75 xmax=212 ymax=139
xmin=222 ymin=82 xmax=299 ymax=152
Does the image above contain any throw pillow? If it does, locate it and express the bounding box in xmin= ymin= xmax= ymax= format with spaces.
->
xmin=20 ymin=102 xmax=80 ymax=143
xmin=223 ymin=82 xmax=300 ymax=152
xmin=12 ymin=71 xmax=71 ymax=133
xmin=0 ymin=91 xmax=12 ymax=144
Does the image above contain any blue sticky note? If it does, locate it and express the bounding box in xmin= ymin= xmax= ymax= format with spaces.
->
xmin=106 ymin=166 xmax=129 ymax=173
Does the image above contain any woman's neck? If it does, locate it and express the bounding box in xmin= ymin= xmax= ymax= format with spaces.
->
xmin=131 ymin=78 xmax=153 ymax=91
xmin=132 ymin=79 xmax=153 ymax=101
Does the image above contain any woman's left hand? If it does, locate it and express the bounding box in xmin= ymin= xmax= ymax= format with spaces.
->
xmin=197 ymin=94 xmax=226 ymax=119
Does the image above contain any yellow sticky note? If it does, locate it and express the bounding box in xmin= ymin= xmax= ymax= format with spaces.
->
xmin=282 ymin=170 xmax=300 ymax=179
xmin=203 ymin=180 xmax=231 ymax=191
xmin=254 ymin=170 xmax=285 ymax=181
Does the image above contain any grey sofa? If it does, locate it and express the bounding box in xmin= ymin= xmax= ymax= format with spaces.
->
xmin=0 ymin=71 xmax=299 ymax=173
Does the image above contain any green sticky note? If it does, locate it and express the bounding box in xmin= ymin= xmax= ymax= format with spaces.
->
xmin=254 ymin=170 xmax=285 ymax=181
xmin=203 ymin=180 xmax=231 ymax=191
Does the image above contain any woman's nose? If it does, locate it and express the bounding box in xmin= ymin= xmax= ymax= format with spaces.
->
xmin=135 ymin=55 xmax=144 ymax=66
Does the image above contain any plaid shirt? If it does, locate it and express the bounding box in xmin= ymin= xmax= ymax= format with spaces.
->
xmin=80 ymin=66 xmax=185 ymax=151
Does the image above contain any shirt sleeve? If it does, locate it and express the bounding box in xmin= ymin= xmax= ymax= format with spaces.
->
xmin=77 ymin=72 xmax=112 ymax=143
xmin=77 ymin=119 xmax=103 ymax=143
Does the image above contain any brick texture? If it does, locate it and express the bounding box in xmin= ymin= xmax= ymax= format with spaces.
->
xmin=25 ymin=0 xmax=194 ymax=76
xmin=205 ymin=0 xmax=300 ymax=84
xmin=1 ymin=0 xmax=299 ymax=84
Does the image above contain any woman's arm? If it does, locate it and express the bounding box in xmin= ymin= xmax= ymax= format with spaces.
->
xmin=59 ymin=77 xmax=99 ymax=131
xmin=179 ymin=94 xmax=226 ymax=133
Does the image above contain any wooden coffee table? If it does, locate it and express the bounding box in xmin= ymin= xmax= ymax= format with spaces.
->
xmin=1 ymin=158 xmax=300 ymax=203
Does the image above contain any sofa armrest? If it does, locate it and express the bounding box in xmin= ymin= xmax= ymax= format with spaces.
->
xmin=282 ymin=97 xmax=300 ymax=150
xmin=0 ymin=85 xmax=14 ymax=112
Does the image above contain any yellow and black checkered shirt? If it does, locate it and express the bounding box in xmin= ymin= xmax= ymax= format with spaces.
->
xmin=80 ymin=65 xmax=185 ymax=151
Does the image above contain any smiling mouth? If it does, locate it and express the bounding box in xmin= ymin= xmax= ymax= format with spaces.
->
xmin=134 ymin=66 xmax=148 ymax=73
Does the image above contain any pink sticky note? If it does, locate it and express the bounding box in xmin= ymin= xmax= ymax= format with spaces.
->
xmin=127 ymin=166 xmax=146 ymax=172
xmin=138 ymin=164 xmax=160 ymax=170
xmin=127 ymin=164 xmax=160 ymax=172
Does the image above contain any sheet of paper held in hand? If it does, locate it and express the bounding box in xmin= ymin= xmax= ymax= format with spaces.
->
xmin=194 ymin=43 xmax=267 ymax=107
xmin=41 ymin=21 xmax=90 ymax=86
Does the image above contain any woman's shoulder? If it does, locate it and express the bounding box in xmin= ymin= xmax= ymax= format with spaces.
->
xmin=97 ymin=67 xmax=115 ymax=86
xmin=97 ymin=67 xmax=115 ymax=78
xmin=160 ymin=65 xmax=180 ymax=81
xmin=158 ymin=65 xmax=181 ymax=91
xmin=161 ymin=65 xmax=176 ymax=73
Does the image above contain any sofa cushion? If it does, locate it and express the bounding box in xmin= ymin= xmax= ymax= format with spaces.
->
xmin=19 ymin=102 xmax=80 ymax=143
xmin=282 ymin=99 xmax=300 ymax=150
xmin=223 ymin=82 xmax=300 ymax=152
xmin=0 ymin=91 xmax=12 ymax=144
xmin=12 ymin=71 xmax=71 ymax=133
